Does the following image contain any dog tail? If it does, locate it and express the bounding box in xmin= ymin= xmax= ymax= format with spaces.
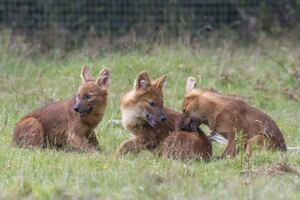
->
xmin=287 ymin=147 xmax=300 ymax=152
xmin=208 ymin=133 xmax=300 ymax=153
xmin=208 ymin=133 xmax=228 ymax=145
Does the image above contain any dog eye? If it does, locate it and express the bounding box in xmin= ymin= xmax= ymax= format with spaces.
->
xmin=149 ymin=101 xmax=156 ymax=107
xmin=85 ymin=94 xmax=92 ymax=99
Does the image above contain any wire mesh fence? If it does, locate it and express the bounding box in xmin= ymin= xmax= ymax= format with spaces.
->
xmin=0 ymin=0 xmax=298 ymax=38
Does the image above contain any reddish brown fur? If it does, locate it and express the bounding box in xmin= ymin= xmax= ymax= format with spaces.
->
xmin=116 ymin=72 xmax=212 ymax=161
xmin=162 ymin=131 xmax=212 ymax=161
xmin=182 ymin=77 xmax=287 ymax=158
xmin=116 ymin=72 xmax=181 ymax=155
xmin=12 ymin=66 xmax=110 ymax=153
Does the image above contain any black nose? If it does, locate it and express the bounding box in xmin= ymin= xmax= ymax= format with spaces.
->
xmin=160 ymin=116 xmax=167 ymax=121
xmin=182 ymin=122 xmax=190 ymax=131
xmin=73 ymin=106 xmax=80 ymax=112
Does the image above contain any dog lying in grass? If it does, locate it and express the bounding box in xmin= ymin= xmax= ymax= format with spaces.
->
xmin=182 ymin=77 xmax=287 ymax=158
xmin=162 ymin=130 xmax=212 ymax=161
xmin=116 ymin=71 xmax=212 ymax=161
xmin=12 ymin=66 xmax=110 ymax=153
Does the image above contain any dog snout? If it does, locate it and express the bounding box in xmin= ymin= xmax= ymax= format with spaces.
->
xmin=73 ymin=103 xmax=81 ymax=112
xmin=159 ymin=111 xmax=167 ymax=121
xmin=73 ymin=106 xmax=79 ymax=112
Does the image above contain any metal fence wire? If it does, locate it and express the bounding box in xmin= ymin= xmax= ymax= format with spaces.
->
xmin=0 ymin=0 xmax=298 ymax=36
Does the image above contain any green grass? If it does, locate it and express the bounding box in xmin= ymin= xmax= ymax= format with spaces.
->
xmin=0 ymin=36 xmax=300 ymax=199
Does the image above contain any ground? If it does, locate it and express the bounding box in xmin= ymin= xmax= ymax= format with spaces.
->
xmin=0 ymin=35 xmax=300 ymax=199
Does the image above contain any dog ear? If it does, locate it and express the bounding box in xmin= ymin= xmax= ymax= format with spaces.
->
xmin=152 ymin=74 xmax=168 ymax=90
xmin=81 ymin=65 xmax=93 ymax=83
xmin=96 ymin=68 xmax=110 ymax=89
xmin=134 ymin=71 xmax=151 ymax=91
xmin=186 ymin=77 xmax=196 ymax=92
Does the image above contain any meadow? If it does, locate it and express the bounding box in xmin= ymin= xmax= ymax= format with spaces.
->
xmin=0 ymin=34 xmax=300 ymax=199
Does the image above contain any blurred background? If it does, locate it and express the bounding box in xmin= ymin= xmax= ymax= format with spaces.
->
xmin=0 ymin=0 xmax=299 ymax=51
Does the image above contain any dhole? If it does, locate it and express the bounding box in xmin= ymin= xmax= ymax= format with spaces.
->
xmin=182 ymin=77 xmax=287 ymax=158
xmin=116 ymin=71 xmax=212 ymax=160
xmin=162 ymin=130 xmax=212 ymax=161
xmin=12 ymin=66 xmax=110 ymax=152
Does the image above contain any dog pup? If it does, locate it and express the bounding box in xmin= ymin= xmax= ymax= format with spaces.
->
xmin=115 ymin=71 xmax=181 ymax=155
xmin=182 ymin=77 xmax=287 ymax=158
xmin=162 ymin=130 xmax=212 ymax=161
xmin=116 ymin=71 xmax=212 ymax=161
xmin=12 ymin=66 xmax=110 ymax=152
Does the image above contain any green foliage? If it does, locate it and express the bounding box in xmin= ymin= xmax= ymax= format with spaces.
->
xmin=0 ymin=37 xmax=300 ymax=199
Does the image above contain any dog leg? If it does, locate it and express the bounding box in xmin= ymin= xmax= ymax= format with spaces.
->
xmin=115 ymin=137 xmax=143 ymax=157
xmin=12 ymin=117 xmax=44 ymax=148
xmin=69 ymin=132 xmax=98 ymax=153
xmin=221 ymin=134 xmax=237 ymax=158
xmin=246 ymin=135 xmax=265 ymax=156
xmin=87 ymin=131 xmax=100 ymax=150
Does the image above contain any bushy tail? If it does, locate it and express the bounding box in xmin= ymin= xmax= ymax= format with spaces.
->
xmin=208 ymin=133 xmax=228 ymax=145
xmin=287 ymin=147 xmax=300 ymax=152
xmin=209 ymin=133 xmax=300 ymax=153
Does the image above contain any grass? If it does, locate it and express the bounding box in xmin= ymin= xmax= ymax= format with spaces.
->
xmin=0 ymin=34 xmax=300 ymax=199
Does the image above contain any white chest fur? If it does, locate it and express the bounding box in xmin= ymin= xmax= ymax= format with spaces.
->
xmin=121 ymin=107 xmax=142 ymax=129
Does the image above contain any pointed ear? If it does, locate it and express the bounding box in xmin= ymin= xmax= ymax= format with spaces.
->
xmin=134 ymin=71 xmax=151 ymax=91
xmin=186 ymin=77 xmax=196 ymax=92
xmin=96 ymin=68 xmax=110 ymax=89
xmin=81 ymin=65 xmax=93 ymax=83
xmin=152 ymin=74 xmax=168 ymax=90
